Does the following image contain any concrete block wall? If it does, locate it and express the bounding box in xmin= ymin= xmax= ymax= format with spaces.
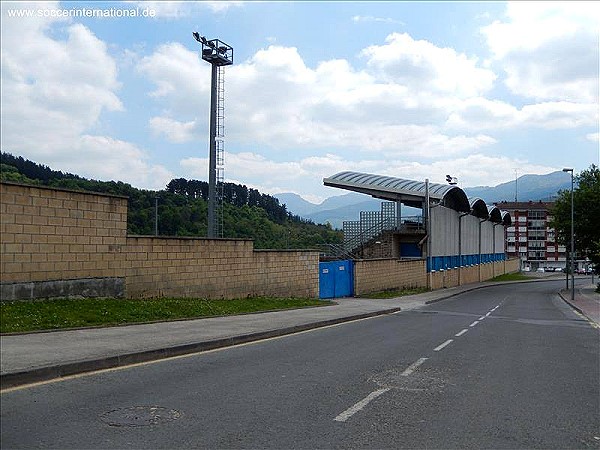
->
xmin=354 ymin=258 xmax=427 ymax=296
xmin=429 ymin=258 xmax=520 ymax=290
xmin=0 ymin=182 xmax=127 ymax=284
xmin=0 ymin=182 xmax=319 ymax=300
xmin=124 ymin=239 xmax=319 ymax=299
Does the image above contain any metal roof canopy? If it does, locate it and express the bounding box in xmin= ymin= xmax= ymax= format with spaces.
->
xmin=323 ymin=171 xmax=471 ymax=212
xmin=469 ymin=197 xmax=489 ymax=219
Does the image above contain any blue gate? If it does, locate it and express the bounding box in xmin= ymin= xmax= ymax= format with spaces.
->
xmin=319 ymin=260 xmax=354 ymax=299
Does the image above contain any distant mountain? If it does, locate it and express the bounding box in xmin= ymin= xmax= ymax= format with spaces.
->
xmin=276 ymin=171 xmax=572 ymax=229
xmin=463 ymin=171 xmax=572 ymax=203
xmin=275 ymin=193 xmax=319 ymax=216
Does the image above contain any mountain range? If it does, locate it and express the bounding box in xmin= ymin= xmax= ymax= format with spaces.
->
xmin=275 ymin=171 xmax=572 ymax=229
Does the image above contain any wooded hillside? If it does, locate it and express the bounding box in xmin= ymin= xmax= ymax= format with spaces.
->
xmin=1 ymin=153 xmax=342 ymax=250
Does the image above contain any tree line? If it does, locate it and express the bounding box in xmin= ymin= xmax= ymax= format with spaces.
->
xmin=549 ymin=164 xmax=600 ymax=276
xmin=0 ymin=152 xmax=342 ymax=249
xmin=166 ymin=178 xmax=290 ymax=224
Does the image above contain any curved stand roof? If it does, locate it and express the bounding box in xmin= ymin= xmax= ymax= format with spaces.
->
xmin=501 ymin=210 xmax=512 ymax=226
xmin=469 ymin=197 xmax=489 ymax=219
xmin=323 ymin=171 xmax=471 ymax=212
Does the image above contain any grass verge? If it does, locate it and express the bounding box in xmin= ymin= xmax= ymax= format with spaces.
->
xmin=489 ymin=273 xmax=532 ymax=282
xmin=359 ymin=287 xmax=430 ymax=299
xmin=0 ymin=297 xmax=328 ymax=334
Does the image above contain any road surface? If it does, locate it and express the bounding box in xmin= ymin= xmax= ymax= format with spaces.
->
xmin=1 ymin=280 xmax=598 ymax=449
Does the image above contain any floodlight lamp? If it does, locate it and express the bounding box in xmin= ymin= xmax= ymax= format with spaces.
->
xmin=192 ymin=32 xmax=201 ymax=42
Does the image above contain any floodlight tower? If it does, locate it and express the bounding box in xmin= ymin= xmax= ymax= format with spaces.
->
xmin=193 ymin=32 xmax=233 ymax=238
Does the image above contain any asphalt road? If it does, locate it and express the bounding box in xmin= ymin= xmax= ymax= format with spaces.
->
xmin=1 ymin=280 xmax=599 ymax=449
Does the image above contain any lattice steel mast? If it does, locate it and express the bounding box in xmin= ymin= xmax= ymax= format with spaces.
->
xmin=192 ymin=32 xmax=233 ymax=238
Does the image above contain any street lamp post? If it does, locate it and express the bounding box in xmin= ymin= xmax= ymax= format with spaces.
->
xmin=563 ymin=168 xmax=575 ymax=302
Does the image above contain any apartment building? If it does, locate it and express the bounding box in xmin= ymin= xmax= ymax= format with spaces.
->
xmin=495 ymin=201 xmax=566 ymax=271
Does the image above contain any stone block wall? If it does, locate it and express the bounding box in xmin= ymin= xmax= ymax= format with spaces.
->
xmin=354 ymin=258 xmax=427 ymax=296
xmin=1 ymin=182 xmax=127 ymax=285
xmin=0 ymin=182 xmax=319 ymax=300
xmin=429 ymin=259 xmax=521 ymax=290
xmin=123 ymin=238 xmax=319 ymax=299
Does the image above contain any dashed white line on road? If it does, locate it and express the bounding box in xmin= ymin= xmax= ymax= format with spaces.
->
xmin=433 ymin=339 xmax=453 ymax=351
xmin=455 ymin=329 xmax=468 ymax=337
xmin=334 ymin=388 xmax=390 ymax=422
xmin=401 ymin=357 xmax=428 ymax=376
xmin=485 ymin=312 xmax=492 ymax=317
xmin=479 ymin=316 xmax=486 ymax=320
xmin=469 ymin=320 xmax=479 ymax=327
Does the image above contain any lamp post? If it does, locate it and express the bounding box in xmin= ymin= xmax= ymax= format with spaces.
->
xmin=154 ymin=194 xmax=159 ymax=236
xmin=563 ymin=168 xmax=574 ymax=301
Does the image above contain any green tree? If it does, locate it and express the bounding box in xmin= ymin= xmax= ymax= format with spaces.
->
xmin=550 ymin=165 xmax=600 ymax=273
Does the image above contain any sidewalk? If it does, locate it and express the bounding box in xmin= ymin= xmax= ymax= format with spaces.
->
xmin=559 ymin=282 xmax=600 ymax=327
xmin=1 ymin=278 xmax=595 ymax=389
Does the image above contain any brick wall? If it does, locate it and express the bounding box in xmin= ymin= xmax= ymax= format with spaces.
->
xmin=354 ymin=258 xmax=427 ymax=296
xmin=0 ymin=182 xmax=319 ymax=300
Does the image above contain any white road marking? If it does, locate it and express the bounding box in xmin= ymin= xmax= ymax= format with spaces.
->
xmin=433 ymin=339 xmax=453 ymax=352
xmin=401 ymin=357 xmax=428 ymax=376
xmin=479 ymin=316 xmax=486 ymax=320
xmin=485 ymin=312 xmax=491 ymax=317
xmin=469 ymin=320 xmax=479 ymax=327
xmin=455 ymin=329 xmax=468 ymax=337
xmin=334 ymin=388 xmax=390 ymax=422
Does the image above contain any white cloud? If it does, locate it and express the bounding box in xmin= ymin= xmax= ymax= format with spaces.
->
xmin=129 ymin=1 xmax=242 ymax=18
xmin=445 ymin=98 xmax=598 ymax=131
xmin=72 ymin=136 xmax=174 ymax=189
xmin=149 ymin=117 xmax=200 ymax=143
xmin=140 ymin=42 xmax=497 ymax=157
xmin=0 ymin=1 xmax=172 ymax=190
xmin=481 ymin=2 xmax=599 ymax=102
xmin=361 ymin=32 xmax=497 ymax=98
xmin=352 ymin=15 xmax=404 ymax=25
xmin=586 ymin=132 xmax=599 ymax=143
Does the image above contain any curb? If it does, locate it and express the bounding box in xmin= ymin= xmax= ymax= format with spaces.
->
xmin=0 ymin=307 xmax=402 ymax=390
xmin=557 ymin=290 xmax=599 ymax=328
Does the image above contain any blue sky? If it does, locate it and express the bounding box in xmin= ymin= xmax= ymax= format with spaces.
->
xmin=2 ymin=1 xmax=599 ymax=203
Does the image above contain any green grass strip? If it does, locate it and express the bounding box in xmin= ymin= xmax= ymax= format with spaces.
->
xmin=0 ymin=297 xmax=327 ymax=333
xmin=359 ymin=287 xmax=430 ymax=299
xmin=489 ymin=273 xmax=532 ymax=282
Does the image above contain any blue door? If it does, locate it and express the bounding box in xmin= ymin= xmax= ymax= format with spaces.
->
xmin=319 ymin=260 xmax=354 ymax=299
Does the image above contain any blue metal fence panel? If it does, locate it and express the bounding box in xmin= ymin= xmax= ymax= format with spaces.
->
xmin=319 ymin=260 xmax=354 ymax=299
xmin=334 ymin=260 xmax=354 ymax=298
xmin=319 ymin=262 xmax=335 ymax=299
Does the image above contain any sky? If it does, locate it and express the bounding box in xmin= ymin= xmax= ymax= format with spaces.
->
xmin=1 ymin=1 xmax=599 ymax=204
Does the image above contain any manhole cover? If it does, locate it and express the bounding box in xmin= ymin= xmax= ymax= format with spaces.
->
xmin=99 ymin=406 xmax=183 ymax=427
xmin=370 ymin=368 xmax=445 ymax=391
